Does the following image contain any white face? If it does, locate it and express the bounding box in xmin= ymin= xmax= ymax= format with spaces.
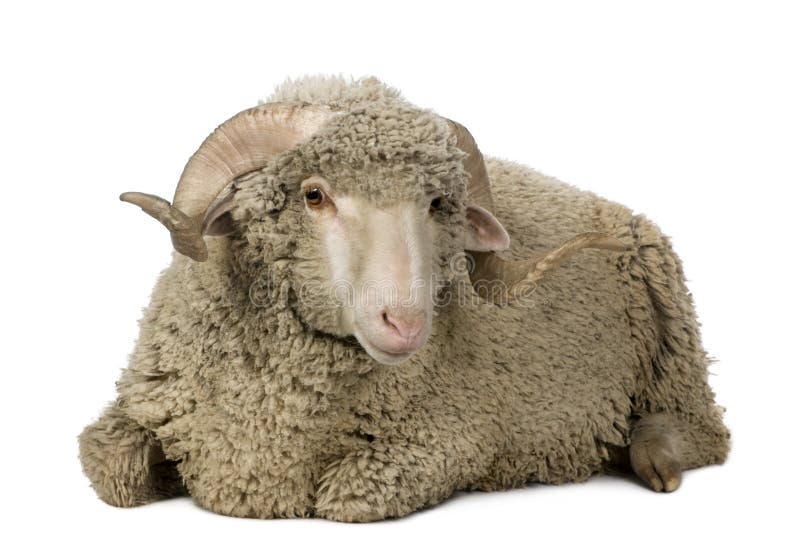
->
xmin=301 ymin=176 xmax=436 ymax=365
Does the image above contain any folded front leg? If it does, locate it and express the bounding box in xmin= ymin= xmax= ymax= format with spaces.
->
xmin=314 ymin=440 xmax=456 ymax=522
xmin=78 ymin=404 xmax=185 ymax=507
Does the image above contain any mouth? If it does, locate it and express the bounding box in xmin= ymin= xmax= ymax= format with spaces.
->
xmin=353 ymin=326 xmax=417 ymax=365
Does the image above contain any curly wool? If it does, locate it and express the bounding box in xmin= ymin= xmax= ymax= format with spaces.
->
xmin=79 ymin=76 xmax=729 ymax=521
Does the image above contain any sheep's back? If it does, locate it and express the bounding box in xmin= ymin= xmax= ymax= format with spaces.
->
xmin=434 ymin=157 xmax=651 ymax=483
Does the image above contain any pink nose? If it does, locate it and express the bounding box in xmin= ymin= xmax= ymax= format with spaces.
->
xmin=379 ymin=309 xmax=427 ymax=352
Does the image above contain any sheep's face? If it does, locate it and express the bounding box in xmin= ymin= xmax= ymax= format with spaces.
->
xmin=295 ymin=175 xmax=451 ymax=364
xmin=234 ymin=107 xmax=508 ymax=365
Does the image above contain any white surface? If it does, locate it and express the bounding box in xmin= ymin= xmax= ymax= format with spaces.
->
xmin=2 ymin=1 xmax=797 ymax=556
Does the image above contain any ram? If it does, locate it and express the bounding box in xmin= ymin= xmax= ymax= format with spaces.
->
xmin=79 ymin=76 xmax=729 ymax=521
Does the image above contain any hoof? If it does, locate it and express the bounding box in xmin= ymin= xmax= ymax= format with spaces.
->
xmin=630 ymin=437 xmax=682 ymax=493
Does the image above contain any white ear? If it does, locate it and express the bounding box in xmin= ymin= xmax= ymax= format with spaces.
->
xmin=465 ymin=204 xmax=510 ymax=252
xmin=202 ymin=190 xmax=237 ymax=237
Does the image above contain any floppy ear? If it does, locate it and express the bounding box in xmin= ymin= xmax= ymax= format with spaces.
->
xmin=465 ymin=204 xmax=510 ymax=252
xmin=202 ymin=190 xmax=237 ymax=237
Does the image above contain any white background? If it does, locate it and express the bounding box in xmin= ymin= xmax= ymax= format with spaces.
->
xmin=2 ymin=1 xmax=797 ymax=556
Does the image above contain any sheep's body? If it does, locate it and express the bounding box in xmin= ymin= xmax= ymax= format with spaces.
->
xmin=80 ymin=77 xmax=729 ymax=521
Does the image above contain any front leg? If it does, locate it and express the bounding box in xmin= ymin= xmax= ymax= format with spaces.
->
xmin=79 ymin=404 xmax=185 ymax=507
xmin=315 ymin=440 xmax=456 ymax=522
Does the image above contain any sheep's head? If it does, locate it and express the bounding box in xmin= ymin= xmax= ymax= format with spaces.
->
xmin=122 ymin=102 xmax=626 ymax=365
xmin=239 ymin=105 xmax=513 ymax=364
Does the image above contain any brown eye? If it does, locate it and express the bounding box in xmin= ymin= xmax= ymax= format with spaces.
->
xmin=305 ymin=188 xmax=326 ymax=207
xmin=430 ymin=197 xmax=444 ymax=212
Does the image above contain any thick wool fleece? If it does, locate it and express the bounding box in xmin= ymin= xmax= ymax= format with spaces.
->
xmin=79 ymin=76 xmax=729 ymax=521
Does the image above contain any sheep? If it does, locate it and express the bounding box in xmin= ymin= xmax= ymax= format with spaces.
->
xmin=79 ymin=76 xmax=730 ymax=522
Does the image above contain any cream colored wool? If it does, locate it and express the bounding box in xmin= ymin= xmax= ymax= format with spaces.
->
xmin=79 ymin=76 xmax=729 ymax=521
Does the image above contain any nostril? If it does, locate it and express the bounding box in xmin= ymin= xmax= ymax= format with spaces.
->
xmin=381 ymin=310 xmax=425 ymax=341
xmin=382 ymin=311 xmax=401 ymax=336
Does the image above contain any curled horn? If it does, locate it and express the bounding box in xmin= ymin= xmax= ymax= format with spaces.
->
xmin=446 ymin=119 xmax=494 ymax=212
xmin=446 ymin=119 xmax=631 ymax=304
xmin=121 ymin=103 xmax=334 ymax=261
xmin=468 ymin=234 xmax=630 ymax=305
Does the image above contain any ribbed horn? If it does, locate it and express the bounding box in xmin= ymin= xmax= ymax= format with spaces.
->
xmin=446 ymin=119 xmax=631 ymax=303
xmin=121 ymin=103 xmax=334 ymax=261
xmin=469 ymin=233 xmax=631 ymax=305
xmin=446 ymin=119 xmax=494 ymax=212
